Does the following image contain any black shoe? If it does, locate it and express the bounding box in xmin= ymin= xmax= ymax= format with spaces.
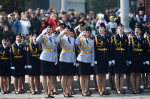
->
xmin=48 ymin=94 xmax=55 ymax=98
xmin=86 ymin=92 xmax=91 ymax=96
xmin=120 ymin=90 xmax=126 ymax=94
xmin=7 ymin=91 xmax=12 ymax=93
xmin=35 ymin=91 xmax=41 ymax=94
xmin=52 ymin=91 xmax=59 ymax=95
xmin=103 ymin=91 xmax=111 ymax=95
xmin=132 ymin=90 xmax=137 ymax=94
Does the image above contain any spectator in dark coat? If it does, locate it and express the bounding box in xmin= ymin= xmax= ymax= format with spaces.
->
xmin=29 ymin=13 xmax=41 ymax=35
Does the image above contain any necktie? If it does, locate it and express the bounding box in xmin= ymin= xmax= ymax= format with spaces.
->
xmin=86 ymin=39 xmax=89 ymax=44
xmin=49 ymin=37 xmax=52 ymax=43
xmin=102 ymin=35 xmax=105 ymax=39
xmin=138 ymin=37 xmax=141 ymax=40
xmin=68 ymin=37 xmax=71 ymax=44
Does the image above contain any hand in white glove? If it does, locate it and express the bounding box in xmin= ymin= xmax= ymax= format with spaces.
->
xmin=145 ymin=61 xmax=150 ymax=65
xmin=111 ymin=60 xmax=115 ymax=65
xmin=76 ymin=63 xmax=79 ymax=67
xmin=109 ymin=61 xmax=112 ymax=67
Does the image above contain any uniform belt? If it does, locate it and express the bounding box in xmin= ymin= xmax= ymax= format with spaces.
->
xmin=132 ymin=49 xmax=143 ymax=51
xmin=96 ymin=48 xmax=108 ymax=51
xmin=14 ymin=56 xmax=23 ymax=58
xmin=147 ymin=49 xmax=150 ymax=52
xmin=43 ymin=49 xmax=54 ymax=52
xmin=31 ymin=54 xmax=40 ymax=57
xmin=115 ymin=48 xmax=125 ymax=51
xmin=0 ymin=57 xmax=9 ymax=60
xmin=81 ymin=51 xmax=91 ymax=54
xmin=62 ymin=49 xmax=73 ymax=52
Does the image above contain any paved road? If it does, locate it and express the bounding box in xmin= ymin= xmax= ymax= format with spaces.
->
xmin=1 ymin=88 xmax=150 ymax=99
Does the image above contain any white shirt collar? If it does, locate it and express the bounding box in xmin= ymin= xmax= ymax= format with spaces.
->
xmin=16 ymin=43 xmax=20 ymax=46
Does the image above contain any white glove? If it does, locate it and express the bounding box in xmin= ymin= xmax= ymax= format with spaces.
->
xmin=109 ymin=61 xmax=112 ymax=67
xmin=94 ymin=61 xmax=97 ymax=65
xmin=91 ymin=63 xmax=94 ymax=67
xmin=143 ymin=62 xmax=146 ymax=65
xmin=24 ymin=65 xmax=28 ymax=69
xmin=55 ymin=63 xmax=57 ymax=65
xmin=111 ymin=60 xmax=115 ymax=65
xmin=145 ymin=61 xmax=150 ymax=65
xmin=76 ymin=63 xmax=79 ymax=67
xmin=74 ymin=63 xmax=76 ymax=66
xmin=10 ymin=66 xmax=15 ymax=70
xmin=27 ymin=65 xmax=32 ymax=69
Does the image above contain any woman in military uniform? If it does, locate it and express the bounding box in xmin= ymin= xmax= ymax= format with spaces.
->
xmin=111 ymin=24 xmax=128 ymax=94
xmin=56 ymin=26 xmax=75 ymax=97
xmin=36 ymin=25 xmax=57 ymax=98
xmin=0 ymin=38 xmax=11 ymax=94
xmin=10 ymin=34 xmax=26 ymax=94
xmin=27 ymin=34 xmax=42 ymax=95
xmin=94 ymin=23 xmax=111 ymax=95
xmin=75 ymin=27 xmax=94 ymax=96
xmin=129 ymin=25 xmax=146 ymax=94
xmin=145 ymin=33 xmax=150 ymax=89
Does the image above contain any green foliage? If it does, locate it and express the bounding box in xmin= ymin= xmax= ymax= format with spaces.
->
xmin=87 ymin=0 xmax=119 ymax=14
xmin=0 ymin=0 xmax=25 ymax=14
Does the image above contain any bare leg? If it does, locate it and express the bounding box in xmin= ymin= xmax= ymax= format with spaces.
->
xmin=14 ymin=77 xmax=18 ymax=92
xmin=34 ymin=76 xmax=39 ymax=92
xmin=52 ymin=76 xmax=57 ymax=92
xmin=0 ymin=77 xmax=4 ymax=93
xmin=115 ymin=73 xmax=120 ymax=92
xmin=119 ymin=73 xmax=124 ymax=91
xmin=61 ymin=76 xmax=67 ymax=94
xmin=42 ymin=76 xmax=48 ymax=95
xmin=7 ymin=76 xmax=11 ymax=91
xmin=30 ymin=76 xmax=34 ymax=92
xmin=47 ymin=76 xmax=53 ymax=95
xmin=80 ymin=75 xmax=85 ymax=93
xmin=102 ymin=74 xmax=106 ymax=92
xmin=96 ymin=74 xmax=102 ymax=92
xmin=130 ymin=72 xmax=136 ymax=91
xmin=136 ymin=73 xmax=141 ymax=91
xmin=85 ymin=75 xmax=90 ymax=93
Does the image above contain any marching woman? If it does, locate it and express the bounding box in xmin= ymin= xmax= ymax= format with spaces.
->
xmin=145 ymin=33 xmax=150 ymax=90
xmin=111 ymin=24 xmax=128 ymax=94
xmin=27 ymin=34 xmax=42 ymax=95
xmin=56 ymin=26 xmax=76 ymax=97
xmin=75 ymin=27 xmax=95 ymax=96
xmin=0 ymin=38 xmax=11 ymax=94
xmin=10 ymin=34 xmax=26 ymax=94
xmin=36 ymin=25 xmax=57 ymax=98
xmin=94 ymin=23 xmax=111 ymax=95
xmin=129 ymin=24 xmax=146 ymax=94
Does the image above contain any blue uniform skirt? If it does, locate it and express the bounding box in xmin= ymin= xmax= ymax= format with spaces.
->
xmin=114 ymin=60 xmax=127 ymax=74
xmin=94 ymin=60 xmax=109 ymax=74
xmin=129 ymin=61 xmax=143 ymax=73
xmin=12 ymin=59 xmax=25 ymax=77
xmin=28 ymin=57 xmax=41 ymax=76
xmin=60 ymin=62 xmax=74 ymax=76
xmin=78 ymin=62 xmax=91 ymax=75
xmin=41 ymin=60 xmax=55 ymax=76
xmin=0 ymin=59 xmax=12 ymax=76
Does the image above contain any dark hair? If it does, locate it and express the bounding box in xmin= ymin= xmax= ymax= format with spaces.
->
xmin=99 ymin=23 xmax=106 ymax=29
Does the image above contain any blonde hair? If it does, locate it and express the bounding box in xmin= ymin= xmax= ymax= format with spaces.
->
xmin=50 ymin=13 xmax=57 ymax=19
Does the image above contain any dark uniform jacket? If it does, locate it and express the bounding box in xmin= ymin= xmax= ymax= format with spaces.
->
xmin=111 ymin=34 xmax=128 ymax=60
xmin=129 ymin=36 xmax=146 ymax=61
xmin=94 ymin=33 xmax=111 ymax=61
